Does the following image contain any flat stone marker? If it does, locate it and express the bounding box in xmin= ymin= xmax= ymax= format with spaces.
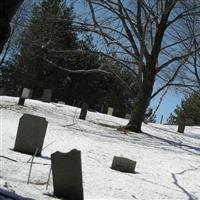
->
xmin=107 ymin=107 xmax=114 ymax=116
xmin=21 ymin=88 xmax=33 ymax=99
xmin=14 ymin=114 xmax=48 ymax=156
xmin=111 ymin=156 xmax=136 ymax=173
xmin=42 ymin=89 xmax=52 ymax=102
xmin=79 ymin=103 xmax=88 ymax=120
xmin=51 ymin=149 xmax=84 ymax=200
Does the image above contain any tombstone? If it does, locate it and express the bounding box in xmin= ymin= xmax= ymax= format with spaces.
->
xmin=58 ymin=101 xmax=65 ymax=105
xmin=51 ymin=149 xmax=84 ymax=200
xmin=42 ymin=89 xmax=52 ymax=102
xmin=18 ymin=97 xmax=25 ymax=106
xmin=21 ymin=88 xmax=33 ymax=99
xmin=0 ymin=87 xmax=5 ymax=96
xmin=14 ymin=114 xmax=48 ymax=156
xmin=111 ymin=156 xmax=136 ymax=173
xmin=107 ymin=107 xmax=114 ymax=116
xmin=79 ymin=103 xmax=88 ymax=120
xmin=177 ymin=121 xmax=185 ymax=133
xmin=125 ymin=113 xmax=131 ymax=119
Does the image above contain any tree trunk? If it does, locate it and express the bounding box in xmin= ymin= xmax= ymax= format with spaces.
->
xmin=126 ymin=72 xmax=155 ymax=133
xmin=0 ymin=0 xmax=24 ymax=53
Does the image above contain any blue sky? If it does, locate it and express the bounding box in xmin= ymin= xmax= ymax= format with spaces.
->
xmin=150 ymin=90 xmax=183 ymax=123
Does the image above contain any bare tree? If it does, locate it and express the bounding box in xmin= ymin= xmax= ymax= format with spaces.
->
xmin=70 ymin=0 xmax=200 ymax=132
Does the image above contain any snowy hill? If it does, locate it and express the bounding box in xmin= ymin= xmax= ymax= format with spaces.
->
xmin=0 ymin=96 xmax=200 ymax=200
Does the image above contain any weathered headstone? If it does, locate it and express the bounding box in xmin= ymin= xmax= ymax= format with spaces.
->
xmin=125 ymin=113 xmax=131 ymax=119
xmin=111 ymin=156 xmax=136 ymax=173
xmin=18 ymin=97 xmax=25 ymax=106
xmin=14 ymin=114 xmax=48 ymax=156
xmin=21 ymin=88 xmax=33 ymax=99
xmin=51 ymin=149 xmax=84 ymax=200
xmin=107 ymin=107 xmax=114 ymax=116
xmin=42 ymin=89 xmax=52 ymax=102
xmin=177 ymin=121 xmax=185 ymax=133
xmin=79 ymin=103 xmax=88 ymax=120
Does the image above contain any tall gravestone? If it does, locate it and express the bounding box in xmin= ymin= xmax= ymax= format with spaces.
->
xmin=42 ymin=89 xmax=52 ymax=102
xmin=111 ymin=156 xmax=137 ymax=173
xmin=107 ymin=107 xmax=114 ymax=116
xmin=51 ymin=149 xmax=84 ymax=200
xmin=14 ymin=114 xmax=48 ymax=156
xmin=79 ymin=103 xmax=88 ymax=120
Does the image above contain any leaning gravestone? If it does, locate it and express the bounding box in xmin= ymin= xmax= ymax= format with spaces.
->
xmin=51 ymin=149 xmax=84 ymax=200
xmin=107 ymin=107 xmax=114 ymax=116
xmin=14 ymin=114 xmax=48 ymax=156
xmin=79 ymin=103 xmax=88 ymax=120
xmin=42 ymin=89 xmax=52 ymax=102
xmin=111 ymin=156 xmax=136 ymax=173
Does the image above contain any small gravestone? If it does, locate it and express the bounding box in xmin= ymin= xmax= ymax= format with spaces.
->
xmin=42 ymin=89 xmax=52 ymax=102
xmin=51 ymin=149 xmax=84 ymax=200
xmin=178 ymin=121 xmax=185 ymax=133
xmin=107 ymin=107 xmax=114 ymax=116
xmin=125 ymin=113 xmax=131 ymax=119
xmin=18 ymin=97 xmax=25 ymax=106
xmin=14 ymin=114 xmax=48 ymax=156
xmin=79 ymin=103 xmax=88 ymax=120
xmin=21 ymin=88 xmax=33 ymax=99
xmin=111 ymin=156 xmax=136 ymax=173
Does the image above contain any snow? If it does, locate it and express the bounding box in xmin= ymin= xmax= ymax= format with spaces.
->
xmin=0 ymin=96 xmax=200 ymax=200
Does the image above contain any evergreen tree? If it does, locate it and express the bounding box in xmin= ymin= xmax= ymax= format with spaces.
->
xmin=167 ymin=92 xmax=200 ymax=125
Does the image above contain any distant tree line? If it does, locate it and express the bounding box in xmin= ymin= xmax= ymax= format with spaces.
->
xmin=2 ymin=0 xmax=137 ymax=117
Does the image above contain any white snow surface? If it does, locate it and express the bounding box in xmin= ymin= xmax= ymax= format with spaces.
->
xmin=0 ymin=96 xmax=200 ymax=200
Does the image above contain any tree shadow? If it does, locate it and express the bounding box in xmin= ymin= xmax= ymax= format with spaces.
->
xmin=171 ymin=169 xmax=199 ymax=200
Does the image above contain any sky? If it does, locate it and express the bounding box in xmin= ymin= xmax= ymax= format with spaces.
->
xmin=150 ymin=90 xmax=183 ymax=123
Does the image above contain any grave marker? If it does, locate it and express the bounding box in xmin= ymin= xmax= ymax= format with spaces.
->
xmin=14 ymin=114 xmax=48 ymax=156
xmin=107 ymin=107 xmax=114 ymax=116
xmin=51 ymin=149 xmax=84 ymax=200
xmin=79 ymin=103 xmax=88 ymax=120
xmin=111 ymin=156 xmax=136 ymax=173
xmin=21 ymin=88 xmax=33 ymax=99
xmin=42 ymin=89 xmax=52 ymax=102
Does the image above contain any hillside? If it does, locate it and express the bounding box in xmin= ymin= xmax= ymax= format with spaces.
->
xmin=0 ymin=96 xmax=200 ymax=200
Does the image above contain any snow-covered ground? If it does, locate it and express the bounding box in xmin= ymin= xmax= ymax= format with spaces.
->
xmin=0 ymin=96 xmax=200 ymax=200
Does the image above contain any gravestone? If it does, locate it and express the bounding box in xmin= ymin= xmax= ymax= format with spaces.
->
xmin=111 ymin=156 xmax=136 ymax=173
xmin=125 ymin=113 xmax=131 ymax=119
xmin=107 ymin=107 xmax=114 ymax=116
xmin=14 ymin=114 xmax=48 ymax=156
xmin=79 ymin=103 xmax=88 ymax=120
xmin=18 ymin=97 xmax=25 ymax=106
xmin=0 ymin=87 xmax=5 ymax=95
xmin=21 ymin=88 xmax=33 ymax=99
xmin=51 ymin=149 xmax=84 ymax=200
xmin=42 ymin=89 xmax=52 ymax=102
xmin=177 ymin=121 xmax=185 ymax=133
